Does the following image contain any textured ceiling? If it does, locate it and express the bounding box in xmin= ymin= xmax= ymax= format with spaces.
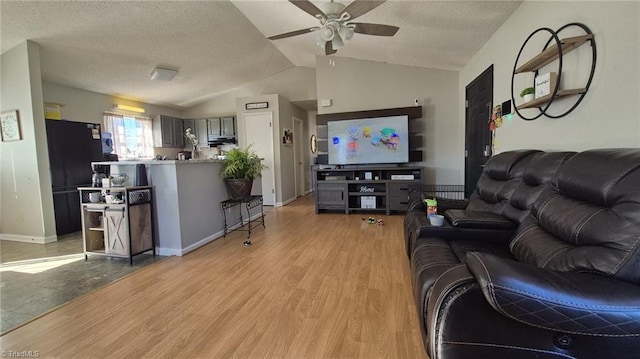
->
xmin=1 ymin=0 xmax=522 ymax=109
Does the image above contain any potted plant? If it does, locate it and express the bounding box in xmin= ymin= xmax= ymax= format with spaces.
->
xmin=220 ymin=145 xmax=266 ymax=199
xmin=520 ymin=87 xmax=535 ymax=103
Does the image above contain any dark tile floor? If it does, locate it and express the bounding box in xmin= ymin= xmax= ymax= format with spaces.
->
xmin=0 ymin=233 xmax=163 ymax=334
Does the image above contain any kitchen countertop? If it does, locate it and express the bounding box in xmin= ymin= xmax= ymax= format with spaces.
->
xmin=93 ymin=159 xmax=225 ymax=166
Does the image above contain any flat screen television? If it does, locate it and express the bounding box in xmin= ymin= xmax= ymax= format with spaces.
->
xmin=328 ymin=115 xmax=409 ymax=165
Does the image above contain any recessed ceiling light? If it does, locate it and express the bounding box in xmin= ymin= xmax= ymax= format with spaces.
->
xmin=150 ymin=67 xmax=178 ymax=81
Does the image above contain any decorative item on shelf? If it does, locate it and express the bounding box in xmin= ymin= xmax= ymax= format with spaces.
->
xmin=185 ymin=127 xmax=198 ymax=159
xmin=535 ymin=72 xmax=557 ymax=99
xmin=361 ymin=196 xmax=376 ymax=209
xmin=110 ymin=173 xmax=128 ymax=187
xmin=221 ymin=145 xmax=267 ymax=199
xmin=520 ymin=87 xmax=535 ymax=103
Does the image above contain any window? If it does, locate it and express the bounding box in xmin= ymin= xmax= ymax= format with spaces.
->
xmin=103 ymin=112 xmax=154 ymax=159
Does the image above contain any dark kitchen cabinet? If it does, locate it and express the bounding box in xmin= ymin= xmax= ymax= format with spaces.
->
xmin=195 ymin=119 xmax=208 ymax=145
xmin=153 ymin=115 xmax=184 ymax=148
xmin=207 ymin=117 xmax=221 ymax=137
xmin=207 ymin=116 xmax=235 ymax=139
xmin=221 ymin=116 xmax=235 ymax=137
xmin=184 ymin=118 xmax=209 ymax=147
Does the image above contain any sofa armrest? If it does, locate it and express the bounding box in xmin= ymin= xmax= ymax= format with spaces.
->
xmin=408 ymin=196 xmax=469 ymax=213
xmin=445 ymin=210 xmax=515 ymax=230
xmin=466 ymin=252 xmax=640 ymax=336
xmin=435 ymin=197 xmax=469 ymax=212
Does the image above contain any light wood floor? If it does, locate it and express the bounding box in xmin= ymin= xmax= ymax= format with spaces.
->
xmin=0 ymin=194 xmax=425 ymax=358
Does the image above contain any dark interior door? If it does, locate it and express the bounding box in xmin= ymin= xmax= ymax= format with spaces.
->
xmin=465 ymin=65 xmax=493 ymax=198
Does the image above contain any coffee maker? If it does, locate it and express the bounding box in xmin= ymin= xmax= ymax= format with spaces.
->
xmin=91 ymin=164 xmax=111 ymax=187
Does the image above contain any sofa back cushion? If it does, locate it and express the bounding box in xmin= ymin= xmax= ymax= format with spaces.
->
xmin=466 ymin=150 xmax=540 ymax=216
xmin=510 ymin=149 xmax=640 ymax=284
xmin=503 ymin=152 xmax=576 ymax=223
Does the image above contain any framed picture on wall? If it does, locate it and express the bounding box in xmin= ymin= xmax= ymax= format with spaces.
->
xmin=283 ymin=128 xmax=293 ymax=146
xmin=1 ymin=110 xmax=22 ymax=142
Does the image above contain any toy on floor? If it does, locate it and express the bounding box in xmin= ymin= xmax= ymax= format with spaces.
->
xmin=243 ymin=240 xmax=252 ymax=246
xmin=362 ymin=217 xmax=384 ymax=225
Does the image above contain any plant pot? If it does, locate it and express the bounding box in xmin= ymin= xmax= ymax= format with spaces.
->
xmin=224 ymin=178 xmax=253 ymax=199
xmin=523 ymin=93 xmax=535 ymax=103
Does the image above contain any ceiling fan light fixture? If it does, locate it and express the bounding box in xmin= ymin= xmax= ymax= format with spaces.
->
xmin=319 ymin=26 xmax=335 ymax=41
xmin=332 ymin=33 xmax=344 ymax=49
xmin=338 ymin=25 xmax=354 ymax=41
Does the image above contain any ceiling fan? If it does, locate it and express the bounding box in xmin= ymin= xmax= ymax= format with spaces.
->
xmin=267 ymin=0 xmax=399 ymax=56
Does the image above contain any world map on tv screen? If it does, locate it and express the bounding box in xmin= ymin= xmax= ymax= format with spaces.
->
xmin=328 ymin=115 xmax=409 ymax=165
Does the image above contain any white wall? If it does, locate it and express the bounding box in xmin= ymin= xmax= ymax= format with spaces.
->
xmin=236 ymin=94 xmax=280 ymax=202
xmin=461 ymin=1 xmax=640 ymax=152
xmin=184 ymin=66 xmax=316 ymax=118
xmin=315 ymin=56 xmax=460 ymax=184
xmin=0 ymin=41 xmax=56 ymax=243
xmin=235 ymin=94 xmax=307 ymax=206
xmin=277 ymin=94 xmax=307 ymax=204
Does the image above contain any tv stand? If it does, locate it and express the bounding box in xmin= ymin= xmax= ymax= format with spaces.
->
xmin=314 ymin=166 xmax=423 ymax=214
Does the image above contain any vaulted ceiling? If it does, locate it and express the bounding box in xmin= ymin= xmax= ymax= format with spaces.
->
xmin=1 ymin=0 xmax=521 ymax=109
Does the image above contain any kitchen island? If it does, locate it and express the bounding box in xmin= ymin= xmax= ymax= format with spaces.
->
xmin=92 ymin=159 xmax=262 ymax=256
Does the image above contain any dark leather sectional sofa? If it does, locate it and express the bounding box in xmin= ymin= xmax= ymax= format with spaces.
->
xmin=404 ymin=149 xmax=640 ymax=359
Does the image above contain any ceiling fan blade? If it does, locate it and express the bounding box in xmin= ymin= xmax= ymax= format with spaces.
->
xmin=268 ymin=27 xmax=318 ymax=40
xmin=325 ymin=41 xmax=337 ymax=56
xmin=351 ymin=22 xmax=399 ymax=36
xmin=289 ymin=0 xmax=326 ymax=18
xmin=341 ymin=0 xmax=386 ymax=21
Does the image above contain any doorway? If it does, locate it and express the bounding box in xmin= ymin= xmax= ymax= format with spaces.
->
xmin=464 ymin=65 xmax=493 ymax=198
xmin=293 ymin=118 xmax=305 ymax=197
xmin=242 ymin=112 xmax=276 ymax=206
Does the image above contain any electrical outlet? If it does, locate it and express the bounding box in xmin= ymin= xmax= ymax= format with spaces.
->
xmin=18 ymin=212 xmax=25 ymax=222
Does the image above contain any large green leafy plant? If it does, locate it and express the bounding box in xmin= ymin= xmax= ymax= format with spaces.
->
xmin=220 ymin=145 xmax=266 ymax=180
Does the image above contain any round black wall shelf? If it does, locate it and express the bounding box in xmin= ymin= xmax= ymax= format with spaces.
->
xmin=511 ymin=23 xmax=597 ymax=120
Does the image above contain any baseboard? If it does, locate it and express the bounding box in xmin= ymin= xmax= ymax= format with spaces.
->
xmin=277 ymin=197 xmax=297 ymax=207
xmin=157 ymin=212 xmax=265 ymax=256
xmin=0 ymin=234 xmax=57 ymax=244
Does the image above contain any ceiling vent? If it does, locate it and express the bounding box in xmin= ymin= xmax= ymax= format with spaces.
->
xmin=150 ymin=67 xmax=178 ymax=81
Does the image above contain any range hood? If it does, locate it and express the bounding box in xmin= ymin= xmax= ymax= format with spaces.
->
xmin=207 ymin=137 xmax=237 ymax=146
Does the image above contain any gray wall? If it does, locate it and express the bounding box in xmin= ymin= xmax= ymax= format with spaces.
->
xmin=460 ymin=1 xmax=640 ymax=152
xmin=315 ymin=56 xmax=461 ymax=185
xmin=0 ymin=41 xmax=56 ymax=242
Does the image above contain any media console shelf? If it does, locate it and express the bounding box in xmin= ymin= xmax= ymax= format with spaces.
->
xmin=314 ymin=167 xmax=423 ymax=215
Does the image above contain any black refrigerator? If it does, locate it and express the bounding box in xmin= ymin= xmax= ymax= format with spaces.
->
xmin=46 ymin=120 xmax=104 ymax=235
